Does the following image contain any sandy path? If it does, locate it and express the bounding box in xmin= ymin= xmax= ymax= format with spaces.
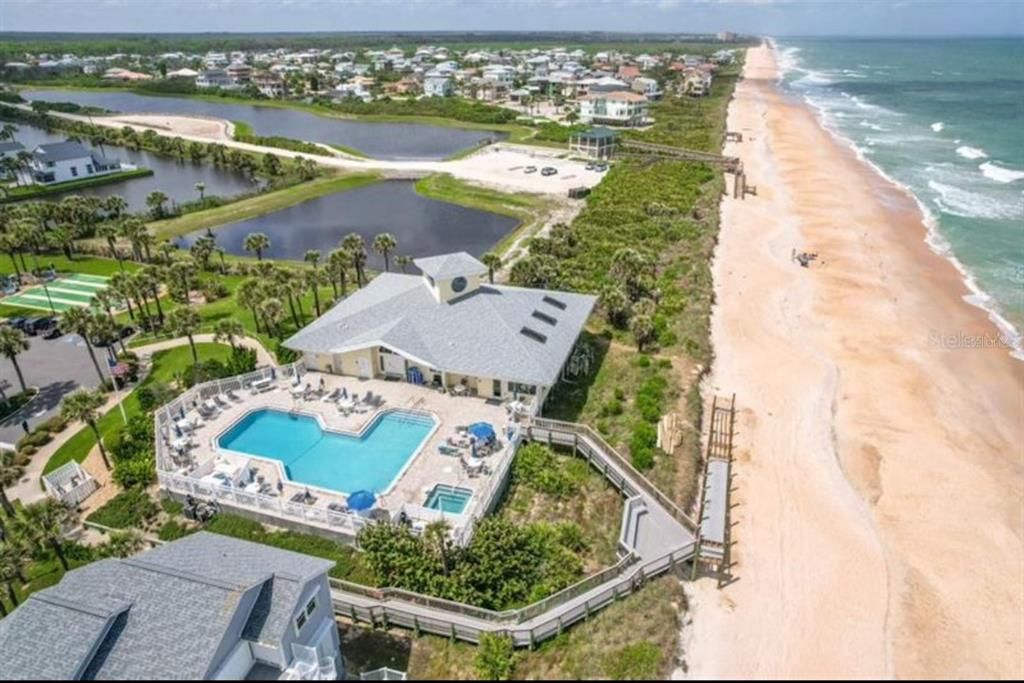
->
xmin=683 ymin=44 xmax=1024 ymax=679
xmin=41 ymin=108 xmax=603 ymax=196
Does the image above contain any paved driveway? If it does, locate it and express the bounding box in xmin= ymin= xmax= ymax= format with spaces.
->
xmin=0 ymin=333 xmax=108 ymax=449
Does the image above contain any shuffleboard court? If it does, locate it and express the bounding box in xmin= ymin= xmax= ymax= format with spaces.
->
xmin=0 ymin=274 xmax=111 ymax=314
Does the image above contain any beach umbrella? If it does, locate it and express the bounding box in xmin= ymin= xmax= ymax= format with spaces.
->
xmin=468 ymin=422 xmax=496 ymax=442
xmin=347 ymin=490 xmax=376 ymax=512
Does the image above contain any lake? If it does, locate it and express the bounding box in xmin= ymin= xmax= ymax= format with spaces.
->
xmin=7 ymin=124 xmax=256 ymax=212
xmin=26 ymin=89 xmax=505 ymax=161
xmin=177 ymin=180 xmax=519 ymax=267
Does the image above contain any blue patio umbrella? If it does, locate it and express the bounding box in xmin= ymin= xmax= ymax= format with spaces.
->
xmin=468 ymin=422 xmax=496 ymax=442
xmin=347 ymin=490 xmax=376 ymax=512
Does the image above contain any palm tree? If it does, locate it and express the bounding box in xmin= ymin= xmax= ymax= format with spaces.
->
xmin=213 ymin=318 xmax=245 ymax=352
xmin=97 ymin=223 xmax=124 ymax=271
xmin=109 ymin=271 xmax=138 ymax=321
xmin=195 ymin=181 xmax=206 ymax=203
xmin=93 ymin=289 xmax=127 ymax=354
xmin=372 ymin=233 xmax=397 ymax=272
xmin=61 ymin=389 xmax=111 ymax=470
xmin=305 ymin=267 xmax=327 ymax=318
xmin=258 ymin=298 xmax=284 ymax=338
xmin=481 ymin=252 xmax=502 ymax=284
xmin=102 ymin=529 xmax=145 ymax=558
xmin=140 ymin=266 xmax=166 ymax=327
xmin=236 ymin=278 xmax=263 ymax=332
xmin=395 ymin=255 xmax=412 ymax=273
xmin=326 ymin=248 xmax=348 ymax=298
xmin=0 ymin=448 xmax=21 ymax=518
xmin=169 ymin=259 xmax=197 ymax=303
xmin=14 ymin=498 xmax=77 ymax=572
xmin=145 ymin=190 xmax=169 ymax=219
xmin=0 ymin=540 xmax=27 ymax=607
xmin=0 ymin=326 xmax=30 ymax=393
xmin=61 ymin=308 xmax=105 ymax=385
xmin=243 ymin=232 xmax=271 ymax=261
xmin=103 ymin=195 xmax=128 ymax=219
xmin=168 ymin=306 xmax=201 ymax=363
xmin=0 ymin=123 xmax=17 ymax=142
xmin=341 ymin=233 xmax=367 ymax=286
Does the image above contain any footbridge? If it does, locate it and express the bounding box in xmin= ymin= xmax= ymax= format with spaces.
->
xmin=616 ymin=139 xmax=750 ymax=198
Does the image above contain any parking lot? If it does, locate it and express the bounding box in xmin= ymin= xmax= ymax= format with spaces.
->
xmin=0 ymin=332 xmax=108 ymax=448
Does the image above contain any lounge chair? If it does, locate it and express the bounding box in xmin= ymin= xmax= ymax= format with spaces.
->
xmin=321 ymin=388 xmax=341 ymax=403
xmin=226 ymin=389 xmax=242 ymax=401
xmin=438 ymin=444 xmax=461 ymax=457
xmin=215 ymin=394 xmax=231 ymax=407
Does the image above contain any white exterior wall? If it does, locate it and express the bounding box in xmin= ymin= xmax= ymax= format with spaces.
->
xmin=32 ymin=155 xmax=117 ymax=184
xmin=212 ymin=641 xmax=255 ymax=680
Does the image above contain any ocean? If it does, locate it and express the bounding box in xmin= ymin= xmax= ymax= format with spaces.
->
xmin=775 ymin=37 xmax=1024 ymax=353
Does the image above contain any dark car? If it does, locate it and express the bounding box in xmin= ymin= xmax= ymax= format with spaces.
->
xmin=92 ymin=324 xmax=136 ymax=347
xmin=541 ymin=167 xmax=558 ymax=176
xmin=7 ymin=316 xmax=29 ymax=332
xmin=24 ymin=317 xmax=56 ymax=336
xmin=41 ymin=322 xmax=63 ymax=339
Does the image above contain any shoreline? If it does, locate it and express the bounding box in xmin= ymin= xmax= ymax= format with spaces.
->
xmin=685 ymin=42 xmax=1024 ymax=679
xmin=768 ymin=38 xmax=1023 ymax=359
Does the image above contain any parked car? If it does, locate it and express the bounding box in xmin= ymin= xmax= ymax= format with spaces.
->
xmin=24 ymin=317 xmax=56 ymax=336
xmin=585 ymin=162 xmax=597 ymax=170
xmin=7 ymin=316 xmax=29 ymax=332
xmin=92 ymin=324 xmax=136 ymax=347
xmin=595 ymin=163 xmax=609 ymax=172
xmin=41 ymin=324 xmax=63 ymax=340
xmin=523 ymin=165 xmax=538 ymax=174
xmin=541 ymin=167 xmax=558 ymax=176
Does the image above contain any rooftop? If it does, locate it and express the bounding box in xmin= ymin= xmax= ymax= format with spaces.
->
xmin=285 ymin=268 xmax=596 ymax=387
xmin=414 ymin=251 xmax=488 ymax=281
xmin=32 ymin=140 xmax=97 ymax=162
xmin=0 ymin=532 xmax=334 ymax=680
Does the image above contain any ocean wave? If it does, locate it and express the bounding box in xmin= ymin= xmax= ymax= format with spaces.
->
xmin=931 ymin=121 xmax=944 ymax=132
xmin=927 ymin=180 xmax=1023 ymax=220
xmin=859 ymin=120 xmax=887 ymax=132
xmin=956 ymin=145 xmax=988 ymax=160
xmin=979 ymin=161 xmax=1024 ymax=184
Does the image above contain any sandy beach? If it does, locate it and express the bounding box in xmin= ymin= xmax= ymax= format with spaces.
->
xmin=684 ymin=43 xmax=1024 ymax=679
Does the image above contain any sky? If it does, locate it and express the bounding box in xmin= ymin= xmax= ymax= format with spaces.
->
xmin=0 ymin=0 xmax=1022 ymax=37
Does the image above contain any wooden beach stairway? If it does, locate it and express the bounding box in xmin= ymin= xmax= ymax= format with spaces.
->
xmin=331 ymin=416 xmax=733 ymax=647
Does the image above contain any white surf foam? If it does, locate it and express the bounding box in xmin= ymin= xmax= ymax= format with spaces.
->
xmin=928 ymin=180 xmax=1023 ymax=220
xmin=931 ymin=121 xmax=944 ymax=132
xmin=979 ymin=161 xmax=1024 ymax=184
xmin=956 ymin=145 xmax=988 ymax=160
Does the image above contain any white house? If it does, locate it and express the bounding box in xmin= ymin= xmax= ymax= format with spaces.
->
xmin=423 ymin=70 xmax=453 ymax=97
xmin=285 ymin=252 xmax=596 ymax=409
xmin=28 ymin=141 xmax=121 ymax=185
xmin=0 ymin=532 xmax=342 ymax=680
xmin=196 ymin=68 xmax=237 ymax=89
xmin=578 ymin=91 xmax=650 ymax=127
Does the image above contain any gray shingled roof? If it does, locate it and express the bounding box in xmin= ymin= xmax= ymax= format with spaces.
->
xmin=284 ymin=272 xmax=597 ymax=386
xmin=0 ymin=532 xmax=335 ymax=680
xmin=413 ymin=252 xmax=488 ymax=281
xmin=0 ymin=141 xmax=25 ymax=154
xmin=32 ymin=141 xmax=97 ymax=163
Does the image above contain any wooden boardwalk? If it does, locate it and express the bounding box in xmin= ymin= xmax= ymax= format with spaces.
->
xmin=330 ymin=418 xmax=705 ymax=647
xmin=695 ymin=395 xmax=737 ymax=574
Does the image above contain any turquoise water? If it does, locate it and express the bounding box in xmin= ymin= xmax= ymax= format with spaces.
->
xmin=218 ymin=409 xmax=436 ymax=494
xmin=776 ymin=38 xmax=1024 ymax=353
xmin=423 ymin=485 xmax=472 ymax=514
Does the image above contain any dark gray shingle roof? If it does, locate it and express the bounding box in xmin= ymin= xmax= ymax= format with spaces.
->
xmin=0 ymin=532 xmax=335 ymax=680
xmin=32 ymin=141 xmax=96 ymax=163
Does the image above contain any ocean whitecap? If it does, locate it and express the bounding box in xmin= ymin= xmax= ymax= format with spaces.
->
xmin=956 ymin=145 xmax=988 ymax=160
xmin=931 ymin=122 xmax=944 ymax=132
xmin=979 ymin=162 xmax=1024 ymax=184
xmin=928 ymin=180 xmax=1023 ymax=220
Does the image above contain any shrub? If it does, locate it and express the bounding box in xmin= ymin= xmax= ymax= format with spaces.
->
xmin=16 ymin=429 xmax=52 ymax=451
xmin=137 ymin=381 xmax=176 ymax=411
xmin=604 ymin=641 xmax=663 ymax=680
xmin=200 ymin=278 xmax=230 ymax=302
xmin=36 ymin=415 xmax=68 ymax=434
xmin=86 ymin=489 xmax=160 ymax=530
xmin=630 ymin=422 xmax=658 ymax=470
xmin=158 ymin=519 xmax=197 ymax=542
xmin=274 ymin=342 xmax=299 ymax=364
xmin=475 ymin=634 xmax=516 ymax=680
xmin=512 ymin=443 xmax=582 ymax=498
xmin=112 ymin=456 xmax=155 ymax=489
xmin=601 ymin=398 xmax=624 ymax=417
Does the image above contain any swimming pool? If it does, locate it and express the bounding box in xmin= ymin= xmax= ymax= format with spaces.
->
xmin=217 ymin=408 xmax=436 ymax=494
xmin=423 ymin=484 xmax=473 ymax=514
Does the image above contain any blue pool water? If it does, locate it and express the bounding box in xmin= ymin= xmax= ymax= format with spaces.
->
xmin=217 ymin=409 xmax=436 ymax=494
xmin=423 ymin=485 xmax=473 ymax=514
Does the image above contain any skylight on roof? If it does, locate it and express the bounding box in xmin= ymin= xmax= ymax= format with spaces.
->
xmin=520 ymin=326 xmax=548 ymax=343
xmin=542 ymin=295 xmax=567 ymax=310
xmin=531 ymin=310 xmax=557 ymax=326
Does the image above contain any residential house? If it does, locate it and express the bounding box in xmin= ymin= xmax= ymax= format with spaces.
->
xmin=252 ymin=70 xmax=287 ymax=98
xmin=0 ymin=140 xmax=26 ymax=162
xmin=285 ymin=252 xmax=596 ymax=408
xmin=423 ymin=70 xmax=453 ymax=97
xmin=196 ymin=68 xmax=237 ymax=89
xmin=569 ymin=126 xmax=619 ymax=160
xmin=578 ymin=91 xmax=649 ymax=127
xmin=28 ymin=141 xmax=121 ymax=185
xmin=0 ymin=532 xmax=342 ymax=680
xmin=631 ymin=76 xmax=662 ymax=100
xmin=226 ymin=61 xmax=253 ymax=84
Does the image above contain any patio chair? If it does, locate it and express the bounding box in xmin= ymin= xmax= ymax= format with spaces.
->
xmin=321 ymin=388 xmax=341 ymax=403
xmin=226 ymin=389 xmax=242 ymax=401
xmin=438 ymin=444 xmax=461 ymax=457
xmin=215 ymin=394 xmax=231 ymax=407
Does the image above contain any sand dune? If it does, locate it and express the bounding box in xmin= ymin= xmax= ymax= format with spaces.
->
xmin=683 ymin=44 xmax=1024 ymax=680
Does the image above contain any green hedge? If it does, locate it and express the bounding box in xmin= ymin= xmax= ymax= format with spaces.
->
xmin=86 ymin=489 xmax=160 ymax=530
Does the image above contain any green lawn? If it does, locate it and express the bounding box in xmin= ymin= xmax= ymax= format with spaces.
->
xmin=0 ymin=168 xmax=153 ymax=203
xmin=148 ymin=172 xmax=381 ymax=241
xmin=0 ymin=255 xmax=137 ymax=278
xmin=43 ymin=342 xmax=233 ymax=475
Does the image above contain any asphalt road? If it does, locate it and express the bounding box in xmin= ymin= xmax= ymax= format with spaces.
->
xmin=0 ymin=332 xmax=110 ymax=448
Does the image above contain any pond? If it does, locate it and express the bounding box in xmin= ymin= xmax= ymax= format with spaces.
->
xmin=6 ymin=124 xmax=257 ymax=213
xmin=26 ymin=89 xmax=505 ymax=161
xmin=177 ymin=180 xmax=519 ymax=267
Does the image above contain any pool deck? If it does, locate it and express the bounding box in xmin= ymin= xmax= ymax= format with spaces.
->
xmin=167 ymin=372 xmax=513 ymax=524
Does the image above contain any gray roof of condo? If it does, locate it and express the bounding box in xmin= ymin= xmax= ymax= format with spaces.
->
xmin=0 ymin=532 xmax=334 ymax=680
xmin=0 ymin=141 xmax=25 ymax=153
xmin=413 ymin=251 xmax=488 ymax=281
xmin=32 ymin=141 xmax=97 ymax=162
xmin=284 ymin=270 xmax=597 ymax=387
